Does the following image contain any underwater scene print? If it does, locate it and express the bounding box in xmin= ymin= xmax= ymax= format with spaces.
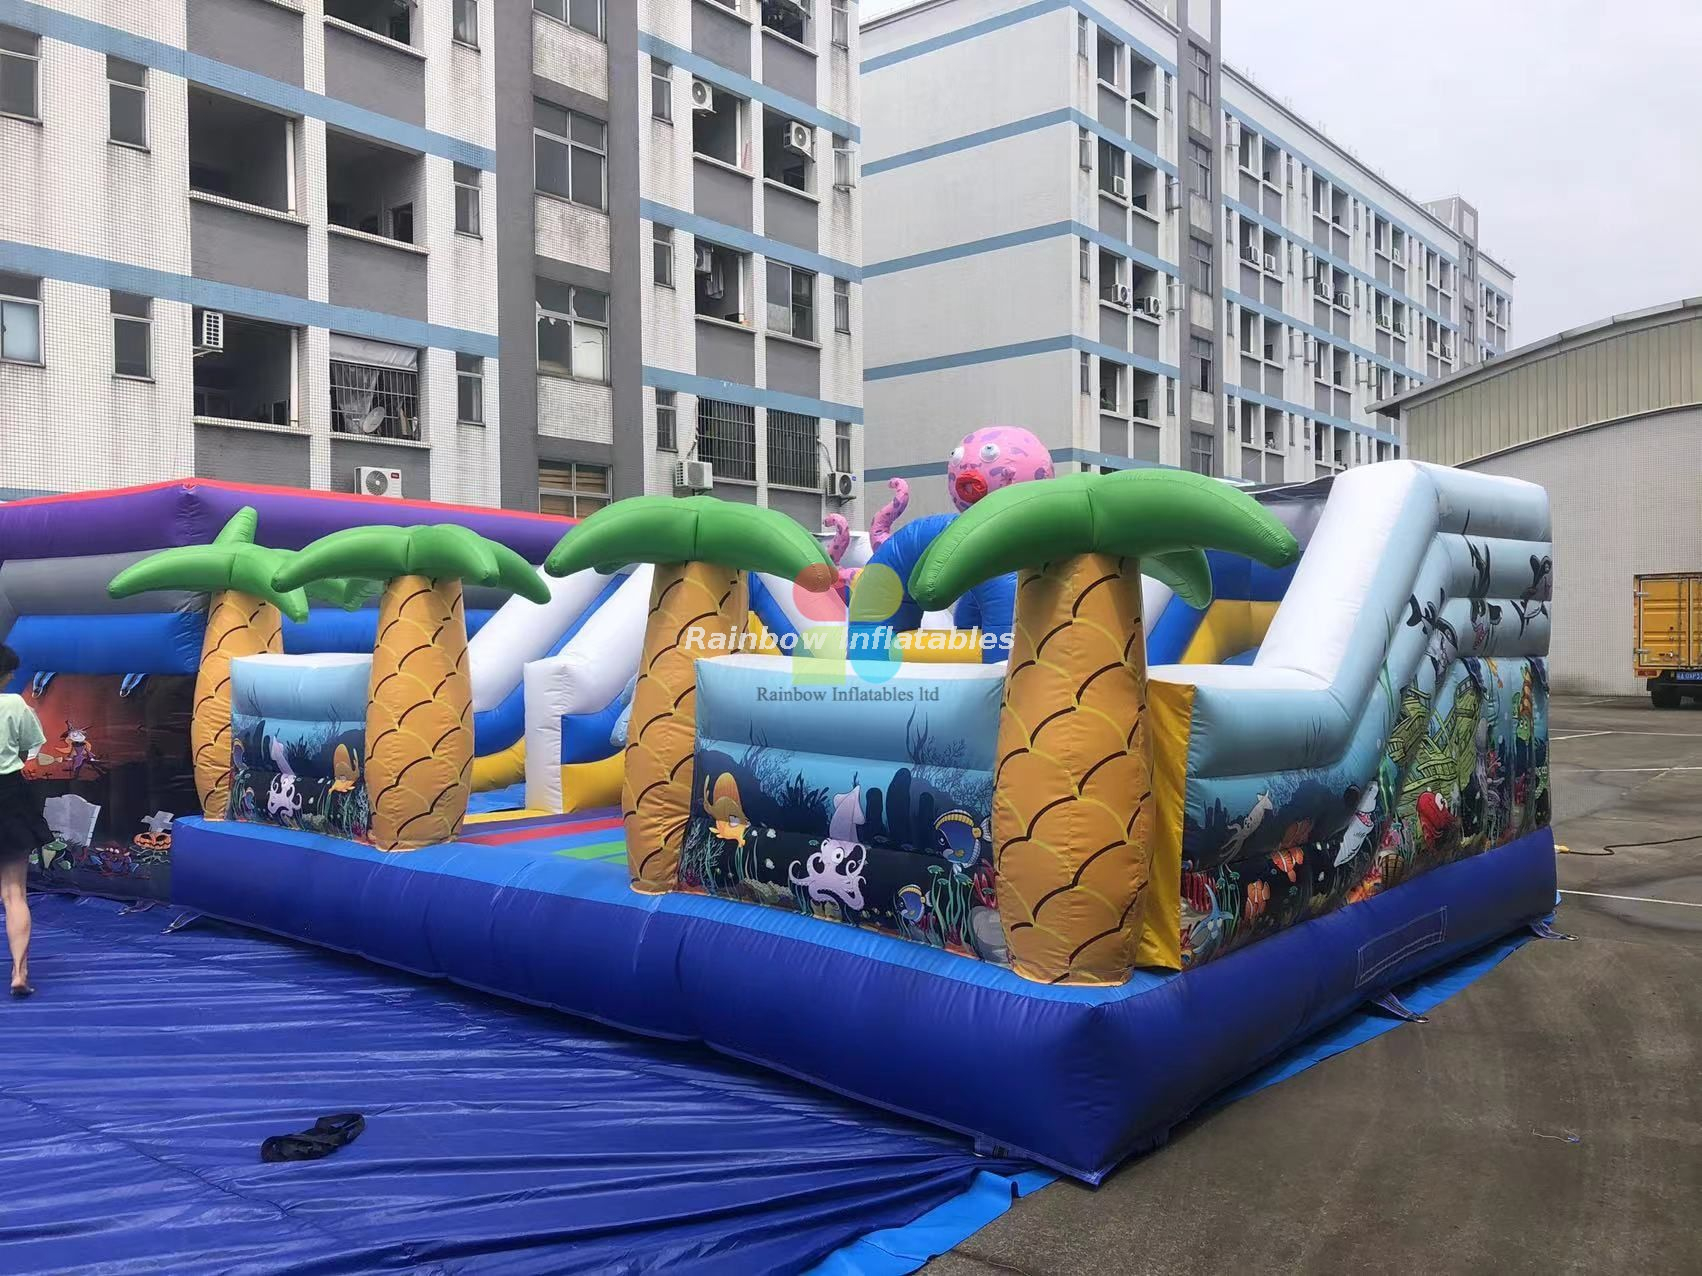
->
xmin=680 ymin=734 xmax=1007 ymax=964
xmin=229 ymin=711 xmax=371 ymax=840
xmin=1180 ymin=655 xmax=1549 ymax=967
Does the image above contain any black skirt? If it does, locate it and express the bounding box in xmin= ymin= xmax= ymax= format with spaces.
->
xmin=0 ymin=768 xmax=53 ymax=862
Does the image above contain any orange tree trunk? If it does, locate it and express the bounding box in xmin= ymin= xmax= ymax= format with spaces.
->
xmin=992 ymin=552 xmax=1152 ymax=984
xmin=193 ymin=589 xmax=283 ymax=820
xmin=365 ymin=575 xmax=473 ymax=851
xmin=624 ymin=561 xmax=746 ymax=892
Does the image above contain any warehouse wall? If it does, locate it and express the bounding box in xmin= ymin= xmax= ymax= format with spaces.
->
xmin=1468 ymin=406 xmax=1702 ymax=696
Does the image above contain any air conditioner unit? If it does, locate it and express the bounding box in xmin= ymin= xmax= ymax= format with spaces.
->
xmin=1393 ymin=320 xmax=1407 ymax=337
xmin=1137 ymin=295 xmax=1162 ymax=317
xmin=783 ymin=121 xmax=814 ymax=158
xmin=1376 ymin=314 xmax=1392 ymax=331
xmin=1242 ymin=243 xmax=1260 ymax=265
xmin=1313 ymin=278 xmax=1330 ymax=298
xmin=357 ymin=466 xmax=403 ymax=499
xmin=694 ymin=243 xmax=715 ymax=273
xmin=1165 ymin=175 xmax=1180 ymax=211
xmin=1165 ymin=280 xmax=1181 ymax=311
xmin=1334 ymin=289 xmax=1352 ymax=308
xmin=825 ymin=470 xmax=856 ymax=500
xmin=1262 ymin=252 xmax=1277 ymax=272
xmin=1111 ymin=283 xmax=1133 ymax=307
xmin=198 ymin=310 xmax=225 ymax=351
xmin=1110 ymin=174 xmax=1129 ymax=199
xmin=690 ymin=79 xmax=716 ymax=112
xmin=675 ymin=459 xmax=714 ymax=491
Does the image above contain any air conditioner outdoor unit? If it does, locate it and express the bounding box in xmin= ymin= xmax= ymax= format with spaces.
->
xmin=783 ymin=121 xmax=814 ymax=158
xmin=1137 ymin=295 xmax=1162 ymax=317
xmin=1393 ymin=321 xmax=1407 ymax=336
xmin=694 ymin=243 xmax=715 ymax=273
xmin=1111 ymin=174 xmax=1129 ymax=199
xmin=1376 ymin=314 xmax=1392 ymax=331
xmin=675 ymin=459 xmax=714 ymax=491
xmin=825 ymin=470 xmax=856 ymax=500
xmin=198 ymin=310 xmax=225 ymax=351
xmin=1165 ymin=175 xmax=1180 ymax=210
xmin=1262 ymin=253 xmax=1277 ymax=272
xmin=690 ymin=79 xmax=716 ymax=112
xmin=1334 ymin=289 xmax=1352 ymax=308
xmin=1165 ymin=280 xmax=1181 ymax=311
xmin=1313 ymin=278 xmax=1330 ymax=298
xmin=356 ymin=466 xmax=403 ymax=499
xmin=1112 ymin=284 xmax=1133 ymax=307
xmin=1242 ymin=244 xmax=1260 ymax=264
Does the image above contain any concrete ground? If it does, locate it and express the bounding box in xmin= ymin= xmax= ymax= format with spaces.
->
xmin=940 ymin=696 xmax=1702 ymax=1276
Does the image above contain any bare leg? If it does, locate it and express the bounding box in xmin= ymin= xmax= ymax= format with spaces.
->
xmin=0 ymin=858 xmax=29 ymax=991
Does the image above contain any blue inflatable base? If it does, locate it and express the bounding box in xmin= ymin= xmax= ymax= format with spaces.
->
xmin=170 ymin=819 xmax=1557 ymax=1182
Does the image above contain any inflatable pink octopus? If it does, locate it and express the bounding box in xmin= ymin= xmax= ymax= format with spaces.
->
xmin=945 ymin=427 xmax=1054 ymax=512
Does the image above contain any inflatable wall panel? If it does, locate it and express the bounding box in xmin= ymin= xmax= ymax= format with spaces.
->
xmin=229 ymin=653 xmax=372 ymax=839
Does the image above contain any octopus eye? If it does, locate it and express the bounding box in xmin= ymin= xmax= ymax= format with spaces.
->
xmin=950 ymin=446 xmax=964 ymax=462
xmin=979 ymin=442 xmax=1001 ymax=462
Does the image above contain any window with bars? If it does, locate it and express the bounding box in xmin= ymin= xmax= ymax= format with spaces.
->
xmin=534 ymin=0 xmax=605 ymax=40
xmin=111 ymin=291 xmax=151 ymax=379
xmin=0 ymin=26 xmax=39 ymax=122
xmin=696 ymin=399 xmax=756 ymax=481
xmin=656 ymin=389 xmax=677 ymax=451
xmin=833 ymin=277 xmax=850 ymax=334
xmin=539 ymin=460 xmax=610 ymax=518
xmin=534 ymin=101 xmax=607 ymax=210
xmin=536 ymin=279 xmax=608 ymax=383
xmin=108 ymin=56 xmax=147 ymax=148
xmin=766 ymin=262 xmax=815 ymax=341
xmin=834 ymin=421 xmax=852 ymax=473
xmin=454 ymin=163 xmax=481 ymax=237
xmin=456 ymin=353 xmax=484 ymax=424
xmin=767 ymin=410 xmax=820 ymax=489
xmin=330 ymin=348 xmax=420 ymax=441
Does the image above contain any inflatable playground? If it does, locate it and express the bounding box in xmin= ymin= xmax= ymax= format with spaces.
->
xmin=3 ymin=437 xmax=1556 ymax=1189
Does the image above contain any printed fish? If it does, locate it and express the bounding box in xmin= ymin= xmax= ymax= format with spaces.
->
xmin=330 ymin=744 xmax=359 ymax=794
xmin=933 ymin=809 xmax=986 ymax=870
xmin=1334 ymin=783 xmax=1379 ymax=866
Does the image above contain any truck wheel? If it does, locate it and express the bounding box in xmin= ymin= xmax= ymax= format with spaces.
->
xmin=1651 ymin=686 xmax=1681 ymax=709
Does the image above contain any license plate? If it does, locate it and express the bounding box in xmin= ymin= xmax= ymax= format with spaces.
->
xmin=1675 ymin=671 xmax=1702 ymax=682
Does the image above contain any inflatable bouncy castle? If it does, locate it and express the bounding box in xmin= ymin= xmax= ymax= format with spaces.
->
xmin=138 ymin=455 xmax=1557 ymax=1181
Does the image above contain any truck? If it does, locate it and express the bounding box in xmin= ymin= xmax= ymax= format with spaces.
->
xmin=1634 ymin=572 xmax=1702 ymax=708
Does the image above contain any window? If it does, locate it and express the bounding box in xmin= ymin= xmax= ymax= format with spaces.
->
xmin=1189 ymin=236 xmax=1213 ymax=290
xmin=453 ymin=0 xmax=479 ymax=46
xmin=1189 ymin=431 xmax=1215 ymax=476
xmin=767 ymin=410 xmax=820 ymax=489
xmin=0 ymin=271 xmax=41 ymax=364
xmin=1096 ymin=31 xmax=1122 ymax=89
xmin=653 ymin=224 xmax=675 ymax=287
xmin=111 ymin=292 xmax=150 ymax=379
xmin=539 ymin=460 xmax=610 ymax=518
xmin=107 ymin=56 xmax=147 ymax=148
xmin=1098 ymin=358 xmax=1121 ymax=412
xmin=329 ymin=336 xmax=420 ymax=441
xmin=1189 ymin=44 xmax=1211 ymax=100
xmin=327 ymin=0 xmax=412 ymax=43
xmin=763 ymin=108 xmax=813 ymax=192
xmin=834 ymin=420 xmax=852 ymax=473
xmin=1098 ymin=137 xmax=1127 ymax=197
xmin=832 ymin=138 xmax=856 ymax=189
xmin=1076 ymin=13 xmax=1089 ymax=58
xmin=767 ymin=261 xmax=815 ymax=341
xmin=453 ymin=164 xmax=481 ymax=236
xmin=1191 ymin=335 xmax=1213 ymax=393
xmin=656 ymin=390 xmax=677 ymax=451
xmin=456 ymin=353 xmax=484 ymax=424
xmin=696 ymin=399 xmax=757 ymax=482
xmin=833 ymin=0 xmax=852 ymax=49
xmin=1078 ymin=352 xmax=1091 ymax=396
xmin=694 ymin=241 xmax=748 ymax=322
xmin=536 ymin=279 xmax=609 ymax=383
xmin=761 ymin=0 xmax=809 ymax=43
xmin=651 ymin=58 xmax=672 ymax=122
xmin=534 ymin=0 xmax=605 ymax=40
xmin=694 ymin=85 xmax=745 ymax=168
xmin=534 ymin=101 xmax=607 ymax=210
xmin=1188 ymin=140 xmax=1212 ymax=200
xmin=1078 ymin=238 xmax=1092 ymax=282
xmin=833 ymin=277 xmax=851 ymax=333
xmin=0 ymin=26 xmax=38 ymax=122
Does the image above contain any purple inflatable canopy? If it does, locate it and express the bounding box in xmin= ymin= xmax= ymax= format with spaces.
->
xmin=0 ymin=479 xmax=572 ymax=562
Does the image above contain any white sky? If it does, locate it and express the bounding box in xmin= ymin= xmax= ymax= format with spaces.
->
xmin=858 ymin=0 xmax=1702 ymax=344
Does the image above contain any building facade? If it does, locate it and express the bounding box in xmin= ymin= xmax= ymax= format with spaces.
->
xmin=857 ymin=0 xmax=1513 ymax=516
xmin=1 ymin=0 xmax=864 ymax=526
xmin=1378 ymin=299 xmax=1702 ymax=697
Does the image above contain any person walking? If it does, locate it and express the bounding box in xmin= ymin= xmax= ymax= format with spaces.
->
xmin=0 ymin=645 xmax=50 ymax=998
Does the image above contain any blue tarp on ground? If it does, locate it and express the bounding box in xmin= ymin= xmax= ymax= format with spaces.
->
xmin=0 ymin=896 xmax=1030 ymax=1276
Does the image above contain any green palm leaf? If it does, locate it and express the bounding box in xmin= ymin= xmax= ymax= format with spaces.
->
xmin=108 ymin=507 xmax=311 ymax=623
xmin=545 ymin=495 xmax=836 ymax=590
xmin=909 ymin=470 xmax=1299 ymax=610
xmin=272 ymin=524 xmax=551 ymax=603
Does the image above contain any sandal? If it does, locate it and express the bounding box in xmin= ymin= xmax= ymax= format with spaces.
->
xmin=9 ymin=984 xmax=33 ymax=999
xmin=260 ymin=1112 xmax=365 ymax=1163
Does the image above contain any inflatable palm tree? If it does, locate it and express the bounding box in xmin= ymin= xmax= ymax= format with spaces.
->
xmin=547 ymin=497 xmax=836 ymax=892
xmin=108 ymin=508 xmax=310 ymax=820
xmin=910 ymin=470 xmax=1299 ymax=985
xmin=274 ymin=525 xmax=549 ymax=850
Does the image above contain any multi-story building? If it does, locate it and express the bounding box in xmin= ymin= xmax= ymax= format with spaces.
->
xmin=1 ymin=0 xmax=864 ymax=528
xmin=858 ymin=0 xmax=1513 ymax=515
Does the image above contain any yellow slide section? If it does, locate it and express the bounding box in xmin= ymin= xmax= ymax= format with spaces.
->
xmin=1180 ymin=600 xmax=1279 ymax=666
